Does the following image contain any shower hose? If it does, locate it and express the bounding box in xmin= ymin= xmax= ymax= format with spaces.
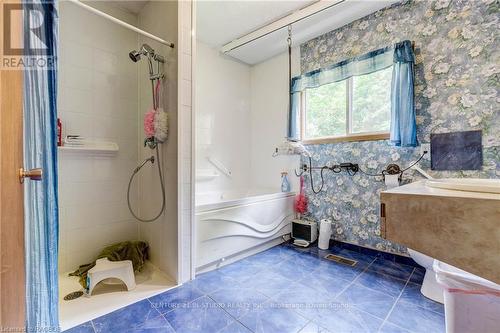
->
xmin=127 ymin=144 xmax=166 ymax=222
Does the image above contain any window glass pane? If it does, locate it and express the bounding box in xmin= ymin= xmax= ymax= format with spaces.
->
xmin=352 ymin=66 xmax=392 ymax=133
xmin=305 ymin=80 xmax=347 ymax=138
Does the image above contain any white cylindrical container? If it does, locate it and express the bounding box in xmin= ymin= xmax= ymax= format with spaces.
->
xmin=433 ymin=260 xmax=500 ymax=333
xmin=318 ymin=219 xmax=332 ymax=250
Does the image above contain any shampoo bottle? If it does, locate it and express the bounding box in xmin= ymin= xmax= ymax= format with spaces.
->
xmin=281 ymin=172 xmax=291 ymax=192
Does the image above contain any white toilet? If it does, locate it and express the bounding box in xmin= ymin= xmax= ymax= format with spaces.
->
xmin=408 ymin=248 xmax=444 ymax=304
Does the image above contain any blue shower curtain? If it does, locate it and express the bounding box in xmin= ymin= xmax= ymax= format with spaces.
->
xmin=23 ymin=0 xmax=60 ymax=331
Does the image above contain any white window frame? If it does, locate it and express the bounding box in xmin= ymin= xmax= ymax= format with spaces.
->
xmin=300 ymin=76 xmax=390 ymax=145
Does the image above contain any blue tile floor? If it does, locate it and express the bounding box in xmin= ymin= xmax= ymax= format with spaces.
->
xmin=66 ymin=243 xmax=445 ymax=333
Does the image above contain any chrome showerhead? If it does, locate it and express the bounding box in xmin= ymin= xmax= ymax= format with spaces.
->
xmin=129 ymin=44 xmax=165 ymax=64
xmin=129 ymin=44 xmax=165 ymax=83
xmin=129 ymin=50 xmax=141 ymax=62
xmin=129 ymin=44 xmax=154 ymax=63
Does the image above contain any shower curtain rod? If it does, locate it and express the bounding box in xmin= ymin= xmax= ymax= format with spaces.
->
xmin=67 ymin=0 xmax=174 ymax=48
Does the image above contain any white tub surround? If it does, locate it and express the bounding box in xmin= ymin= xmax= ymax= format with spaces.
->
xmin=196 ymin=191 xmax=295 ymax=272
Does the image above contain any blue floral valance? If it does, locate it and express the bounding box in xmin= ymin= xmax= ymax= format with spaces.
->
xmin=288 ymin=40 xmax=417 ymax=147
xmin=291 ymin=47 xmax=393 ymax=93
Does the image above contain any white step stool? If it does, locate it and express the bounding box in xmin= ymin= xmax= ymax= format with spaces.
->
xmin=86 ymin=258 xmax=136 ymax=295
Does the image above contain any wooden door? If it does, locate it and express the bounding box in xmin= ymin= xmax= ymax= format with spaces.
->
xmin=0 ymin=0 xmax=26 ymax=328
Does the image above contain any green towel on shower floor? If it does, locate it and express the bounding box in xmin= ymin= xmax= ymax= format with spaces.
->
xmin=69 ymin=240 xmax=149 ymax=289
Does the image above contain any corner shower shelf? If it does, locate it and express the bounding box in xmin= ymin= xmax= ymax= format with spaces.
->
xmin=58 ymin=141 xmax=119 ymax=154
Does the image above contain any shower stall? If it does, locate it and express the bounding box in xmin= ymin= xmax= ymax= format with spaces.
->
xmin=56 ymin=0 xmax=186 ymax=330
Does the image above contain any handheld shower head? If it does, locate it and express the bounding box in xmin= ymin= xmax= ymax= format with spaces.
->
xmin=153 ymin=54 xmax=165 ymax=63
xmin=129 ymin=44 xmax=164 ymax=64
xmin=140 ymin=43 xmax=154 ymax=55
xmin=129 ymin=44 xmax=164 ymax=84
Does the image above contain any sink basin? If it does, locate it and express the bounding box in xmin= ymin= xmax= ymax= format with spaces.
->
xmin=426 ymin=178 xmax=500 ymax=194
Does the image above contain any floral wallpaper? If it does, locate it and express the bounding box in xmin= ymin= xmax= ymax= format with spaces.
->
xmin=300 ymin=0 xmax=499 ymax=254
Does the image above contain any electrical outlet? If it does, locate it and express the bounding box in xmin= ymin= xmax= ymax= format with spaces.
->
xmin=420 ymin=143 xmax=430 ymax=160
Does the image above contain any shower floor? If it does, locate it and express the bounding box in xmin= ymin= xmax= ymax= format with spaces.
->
xmin=65 ymin=243 xmax=445 ymax=333
xmin=59 ymin=262 xmax=176 ymax=331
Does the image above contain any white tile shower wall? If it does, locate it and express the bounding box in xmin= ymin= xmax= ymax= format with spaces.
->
xmin=57 ymin=1 xmax=140 ymax=273
xmin=136 ymin=0 xmax=179 ymax=281
xmin=249 ymin=48 xmax=301 ymax=192
xmin=195 ymin=42 xmax=252 ymax=195
xmin=178 ymin=0 xmax=194 ymax=283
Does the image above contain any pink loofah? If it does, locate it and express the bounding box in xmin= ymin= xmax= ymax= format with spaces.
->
xmin=144 ymin=108 xmax=156 ymax=137
xmin=294 ymin=176 xmax=308 ymax=215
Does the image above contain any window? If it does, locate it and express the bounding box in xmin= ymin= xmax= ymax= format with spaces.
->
xmin=302 ymin=66 xmax=392 ymax=142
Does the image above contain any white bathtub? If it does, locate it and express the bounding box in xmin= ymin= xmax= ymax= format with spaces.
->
xmin=195 ymin=190 xmax=295 ymax=272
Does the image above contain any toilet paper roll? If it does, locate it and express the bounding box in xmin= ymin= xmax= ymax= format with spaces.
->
xmin=319 ymin=219 xmax=332 ymax=233
xmin=319 ymin=219 xmax=333 ymax=250
xmin=384 ymin=174 xmax=400 ymax=188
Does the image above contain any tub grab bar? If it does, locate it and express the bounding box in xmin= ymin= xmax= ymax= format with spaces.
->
xmin=208 ymin=157 xmax=232 ymax=178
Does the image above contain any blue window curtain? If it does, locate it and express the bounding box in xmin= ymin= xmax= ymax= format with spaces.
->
xmin=288 ymin=40 xmax=417 ymax=146
xmin=23 ymin=0 xmax=60 ymax=331
xmin=390 ymin=41 xmax=417 ymax=147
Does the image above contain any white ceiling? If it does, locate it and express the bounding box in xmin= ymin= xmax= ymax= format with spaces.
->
xmin=197 ymin=0 xmax=400 ymax=65
xmin=112 ymin=0 xmax=148 ymax=14
xmin=197 ymin=1 xmax=315 ymax=47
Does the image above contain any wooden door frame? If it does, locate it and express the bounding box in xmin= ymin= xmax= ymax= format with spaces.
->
xmin=0 ymin=0 xmax=26 ymax=329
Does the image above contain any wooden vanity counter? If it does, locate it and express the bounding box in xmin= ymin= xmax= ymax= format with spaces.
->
xmin=380 ymin=180 xmax=500 ymax=284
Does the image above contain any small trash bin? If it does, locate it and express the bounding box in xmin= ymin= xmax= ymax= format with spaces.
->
xmin=433 ymin=260 xmax=500 ymax=333
xmin=318 ymin=219 xmax=332 ymax=250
